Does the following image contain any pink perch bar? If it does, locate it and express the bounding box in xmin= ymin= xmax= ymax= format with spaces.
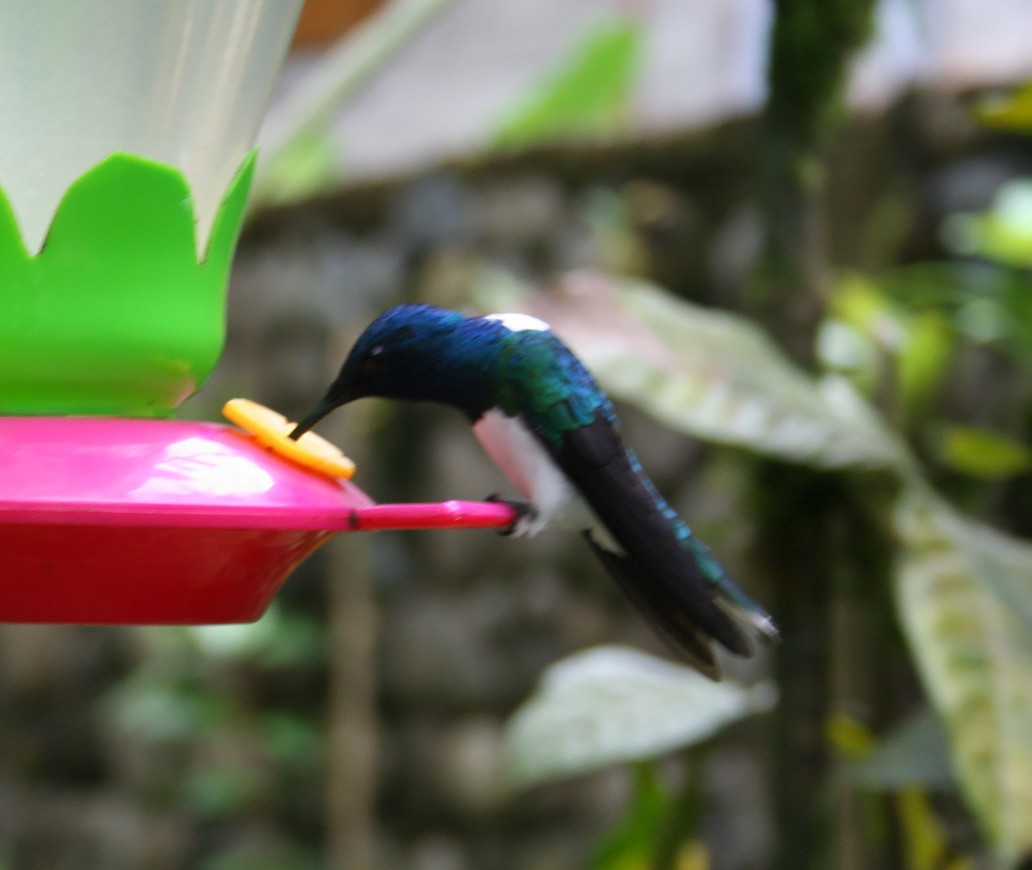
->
xmin=0 ymin=416 xmax=516 ymax=624
xmin=345 ymin=500 xmax=515 ymax=531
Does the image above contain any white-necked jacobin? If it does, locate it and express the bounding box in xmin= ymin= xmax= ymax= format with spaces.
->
xmin=289 ymin=303 xmax=777 ymax=677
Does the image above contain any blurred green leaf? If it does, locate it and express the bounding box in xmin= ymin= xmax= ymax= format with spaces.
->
xmin=897 ymin=789 xmax=975 ymax=870
xmin=189 ymin=605 xmax=324 ymax=667
xmin=201 ymin=839 xmax=320 ymax=870
xmin=944 ymin=179 xmax=1032 ymax=269
xmin=183 ymin=763 xmax=265 ymax=818
xmin=955 ymin=296 xmax=1007 ymax=344
xmin=253 ymin=131 xmax=339 ymax=207
xmin=503 ymin=645 xmax=775 ymax=790
xmin=105 ymin=670 xmax=226 ymax=743
xmin=934 ymin=425 xmax=1032 ymax=479
xmin=816 ymin=318 xmax=879 ymax=377
xmin=880 ymin=260 xmax=1032 ymax=372
xmin=897 ymin=312 xmax=953 ymax=422
xmin=975 ymin=81 xmax=1032 ymax=134
xmin=895 ymin=489 xmax=1032 ymax=864
xmin=591 ymin=762 xmax=673 ymax=870
xmin=1001 ymin=274 xmax=1032 ymax=366
xmin=490 ymin=20 xmax=642 ymax=150
xmin=475 ymin=270 xmax=911 ymax=470
xmin=828 ymin=273 xmax=955 ymax=421
xmin=831 ymin=710 xmax=968 ymax=869
xmin=832 ymin=273 xmax=907 ymax=348
xmin=261 ymin=712 xmax=322 ymax=770
xmin=845 ymin=708 xmax=955 ymax=791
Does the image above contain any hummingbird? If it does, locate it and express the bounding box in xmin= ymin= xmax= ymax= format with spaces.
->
xmin=290 ymin=304 xmax=777 ymax=677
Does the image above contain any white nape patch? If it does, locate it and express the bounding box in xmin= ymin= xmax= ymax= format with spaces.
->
xmin=485 ymin=312 xmax=550 ymax=333
xmin=472 ymin=409 xmax=570 ymax=536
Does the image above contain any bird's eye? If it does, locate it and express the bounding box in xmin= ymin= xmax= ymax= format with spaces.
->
xmin=363 ymin=343 xmax=386 ymax=373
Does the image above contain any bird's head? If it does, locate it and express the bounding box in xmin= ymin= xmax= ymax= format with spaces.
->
xmin=290 ymin=304 xmax=499 ymax=438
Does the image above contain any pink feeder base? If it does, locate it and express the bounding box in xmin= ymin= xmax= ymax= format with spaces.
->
xmin=0 ymin=417 xmax=515 ymax=624
xmin=1 ymin=524 xmax=335 ymax=624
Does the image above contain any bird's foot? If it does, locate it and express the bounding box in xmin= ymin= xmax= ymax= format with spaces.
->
xmin=485 ymin=493 xmax=538 ymax=537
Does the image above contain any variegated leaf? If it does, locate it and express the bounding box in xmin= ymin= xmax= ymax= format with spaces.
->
xmin=503 ymin=645 xmax=775 ymax=790
xmin=895 ymin=490 xmax=1032 ymax=865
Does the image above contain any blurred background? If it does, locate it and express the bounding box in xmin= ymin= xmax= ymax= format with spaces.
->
xmin=3 ymin=0 xmax=1032 ymax=867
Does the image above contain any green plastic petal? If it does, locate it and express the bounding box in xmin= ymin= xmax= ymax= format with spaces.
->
xmin=0 ymin=151 xmax=255 ymax=417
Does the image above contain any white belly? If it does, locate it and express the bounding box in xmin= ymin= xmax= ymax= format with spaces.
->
xmin=471 ymin=409 xmax=621 ymax=551
xmin=472 ymin=409 xmax=572 ymax=536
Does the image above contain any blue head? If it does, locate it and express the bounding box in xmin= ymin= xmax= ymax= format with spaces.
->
xmin=290 ymin=304 xmax=508 ymax=437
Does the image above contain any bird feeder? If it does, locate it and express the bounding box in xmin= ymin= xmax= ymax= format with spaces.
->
xmin=0 ymin=1 xmax=514 ymax=624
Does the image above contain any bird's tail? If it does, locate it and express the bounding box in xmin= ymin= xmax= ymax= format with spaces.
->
xmin=680 ymin=534 xmax=780 ymax=652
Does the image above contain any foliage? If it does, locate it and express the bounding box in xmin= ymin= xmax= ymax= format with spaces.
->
xmin=975 ymin=81 xmax=1032 ymax=134
xmin=200 ymin=841 xmax=322 ymax=870
xmin=865 ymin=171 xmax=1032 ymax=386
xmin=104 ymin=607 xmax=324 ymax=830
xmin=591 ymin=763 xmax=709 ymax=870
xmin=838 ymin=708 xmax=953 ymax=791
xmin=934 ymin=425 xmax=1032 ymax=479
xmin=831 ymin=711 xmax=971 ymax=870
xmin=947 ymin=178 xmax=1032 ymax=269
xmin=251 ymin=0 xmax=458 ymax=206
xmin=895 ymin=490 xmax=1032 ymax=864
xmin=504 ymin=646 xmax=771 ymax=868
xmin=503 ymin=645 xmax=774 ymax=789
xmin=489 ymin=19 xmax=643 ymax=150
xmin=254 ymin=131 xmax=340 ymax=208
xmin=820 ymin=273 xmax=956 ymax=427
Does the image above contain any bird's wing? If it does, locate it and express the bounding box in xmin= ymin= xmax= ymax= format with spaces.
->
xmin=502 ymin=331 xmax=758 ymax=668
xmin=556 ymin=411 xmax=751 ymax=658
xmin=581 ymin=530 xmax=721 ymax=679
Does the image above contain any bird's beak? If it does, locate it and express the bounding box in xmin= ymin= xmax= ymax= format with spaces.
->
xmin=289 ymin=397 xmax=338 ymax=440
